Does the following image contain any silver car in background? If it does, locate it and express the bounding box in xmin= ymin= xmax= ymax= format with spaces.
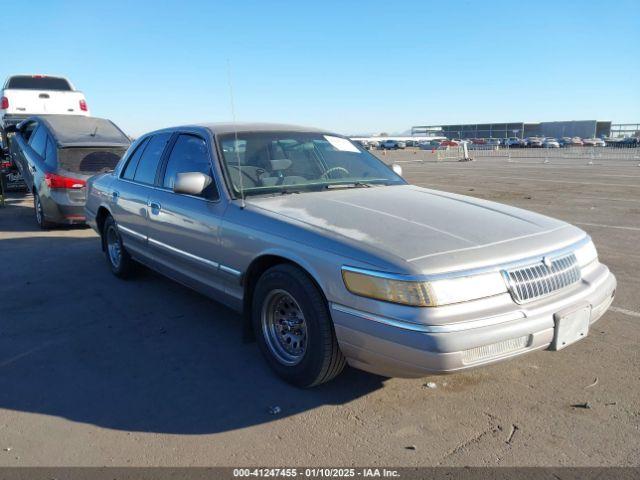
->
xmin=85 ymin=123 xmax=616 ymax=387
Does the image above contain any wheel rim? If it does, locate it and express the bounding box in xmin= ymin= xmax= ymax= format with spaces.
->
xmin=106 ymin=225 xmax=122 ymax=269
xmin=261 ymin=289 xmax=307 ymax=366
xmin=34 ymin=195 xmax=43 ymax=224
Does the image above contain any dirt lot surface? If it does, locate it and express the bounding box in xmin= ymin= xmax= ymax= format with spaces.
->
xmin=0 ymin=156 xmax=638 ymax=466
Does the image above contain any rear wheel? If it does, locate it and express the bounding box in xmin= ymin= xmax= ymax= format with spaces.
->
xmin=33 ymin=191 xmax=52 ymax=229
xmin=252 ymin=264 xmax=346 ymax=387
xmin=102 ymin=215 xmax=134 ymax=278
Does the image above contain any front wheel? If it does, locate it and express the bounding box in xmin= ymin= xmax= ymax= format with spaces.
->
xmin=252 ymin=264 xmax=346 ymax=387
xmin=102 ymin=215 xmax=135 ymax=278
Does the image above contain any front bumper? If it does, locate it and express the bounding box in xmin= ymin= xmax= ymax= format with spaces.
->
xmin=331 ymin=263 xmax=616 ymax=378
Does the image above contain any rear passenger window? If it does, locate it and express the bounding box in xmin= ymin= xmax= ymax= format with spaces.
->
xmin=133 ymin=133 xmax=171 ymax=185
xmin=44 ymin=136 xmax=56 ymax=167
xmin=29 ymin=125 xmax=47 ymax=157
xmin=122 ymin=137 xmax=150 ymax=180
xmin=162 ymin=134 xmax=217 ymax=199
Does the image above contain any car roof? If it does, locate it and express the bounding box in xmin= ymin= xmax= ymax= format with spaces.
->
xmin=197 ymin=122 xmax=325 ymax=135
xmin=23 ymin=115 xmax=131 ymax=148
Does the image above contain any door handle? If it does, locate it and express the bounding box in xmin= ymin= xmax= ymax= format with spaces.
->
xmin=149 ymin=201 xmax=162 ymax=214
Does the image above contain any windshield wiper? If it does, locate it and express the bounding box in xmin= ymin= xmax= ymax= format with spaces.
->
xmin=325 ymin=181 xmax=378 ymax=189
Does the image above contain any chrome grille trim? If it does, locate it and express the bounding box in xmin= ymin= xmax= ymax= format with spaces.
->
xmin=503 ymin=253 xmax=581 ymax=303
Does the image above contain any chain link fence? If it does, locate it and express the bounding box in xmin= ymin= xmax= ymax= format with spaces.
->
xmin=391 ymin=143 xmax=640 ymax=165
xmin=468 ymin=144 xmax=640 ymax=163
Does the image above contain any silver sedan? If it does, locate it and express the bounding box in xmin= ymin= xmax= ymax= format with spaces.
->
xmin=85 ymin=123 xmax=616 ymax=387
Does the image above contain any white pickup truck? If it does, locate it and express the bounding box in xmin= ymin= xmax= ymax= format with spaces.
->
xmin=1 ymin=74 xmax=90 ymax=148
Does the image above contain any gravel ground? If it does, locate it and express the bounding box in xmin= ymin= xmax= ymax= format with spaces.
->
xmin=0 ymin=155 xmax=638 ymax=467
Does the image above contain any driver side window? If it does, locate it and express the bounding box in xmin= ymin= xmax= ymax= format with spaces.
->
xmin=162 ymin=134 xmax=218 ymax=200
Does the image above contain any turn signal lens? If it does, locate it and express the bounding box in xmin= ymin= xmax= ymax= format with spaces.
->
xmin=342 ymin=269 xmax=432 ymax=306
xmin=574 ymin=239 xmax=598 ymax=267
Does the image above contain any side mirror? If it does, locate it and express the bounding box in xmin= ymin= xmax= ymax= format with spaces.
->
xmin=173 ymin=172 xmax=212 ymax=196
xmin=391 ymin=163 xmax=403 ymax=177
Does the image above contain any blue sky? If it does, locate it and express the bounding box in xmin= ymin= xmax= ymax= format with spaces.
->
xmin=2 ymin=0 xmax=639 ymax=136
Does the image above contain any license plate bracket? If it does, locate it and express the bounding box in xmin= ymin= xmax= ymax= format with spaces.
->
xmin=551 ymin=306 xmax=591 ymax=350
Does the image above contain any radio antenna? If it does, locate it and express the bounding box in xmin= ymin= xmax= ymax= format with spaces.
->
xmin=226 ymin=58 xmax=245 ymax=209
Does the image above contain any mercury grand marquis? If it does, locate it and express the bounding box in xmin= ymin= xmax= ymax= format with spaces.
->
xmin=85 ymin=123 xmax=616 ymax=387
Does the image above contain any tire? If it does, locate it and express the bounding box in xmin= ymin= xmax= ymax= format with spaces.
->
xmin=33 ymin=191 xmax=53 ymax=229
xmin=102 ymin=215 xmax=135 ymax=278
xmin=252 ymin=264 xmax=346 ymax=387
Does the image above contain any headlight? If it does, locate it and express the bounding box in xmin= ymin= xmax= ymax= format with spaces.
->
xmin=342 ymin=268 xmax=508 ymax=307
xmin=574 ymin=239 xmax=598 ymax=267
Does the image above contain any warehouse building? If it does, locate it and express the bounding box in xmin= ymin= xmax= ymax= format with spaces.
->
xmin=411 ymin=120 xmax=612 ymax=140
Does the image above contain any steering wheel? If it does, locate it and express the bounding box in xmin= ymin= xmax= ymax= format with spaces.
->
xmin=320 ymin=166 xmax=350 ymax=179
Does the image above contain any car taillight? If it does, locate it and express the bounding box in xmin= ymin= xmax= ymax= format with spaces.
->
xmin=79 ymin=99 xmax=88 ymax=111
xmin=45 ymin=172 xmax=86 ymax=189
xmin=1 ymin=161 xmax=11 ymax=169
xmin=1 ymin=96 xmax=8 ymax=109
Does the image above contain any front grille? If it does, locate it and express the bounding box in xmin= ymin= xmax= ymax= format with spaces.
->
xmin=504 ymin=253 xmax=581 ymax=303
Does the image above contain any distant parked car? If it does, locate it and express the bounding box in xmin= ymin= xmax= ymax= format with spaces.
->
xmin=380 ymin=139 xmax=405 ymax=150
xmin=439 ymin=140 xmax=459 ymax=147
xmin=505 ymin=137 xmax=522 ymax=148
xmin=560 ymin=137 xmax=583 ymax=147
xmin=11 ymin=115 xmax=131 ymax=228
xmin=559 ymin=137 xmax=583 ymax=147
xmin=419 ymin=140 xmax=441 ymax=150
xmin=543 ymin=138 xmax=560 ymax=148
xmin=582 ymin=138 xmax=605 ymax=147
xmin=612 ymin=137 xmax=639 ymax=148
xmin=526 ymin=137 xmax=544 ymax=148
xmin=485 ymin=138 xmax=501 ymax=149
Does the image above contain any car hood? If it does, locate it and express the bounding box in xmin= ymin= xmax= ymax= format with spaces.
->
xmin=247 ymin=185 xmax=585 ymax=274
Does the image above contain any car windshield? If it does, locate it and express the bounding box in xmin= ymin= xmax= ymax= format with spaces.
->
xmin=217 ymin=131 xmax=405 ymax=197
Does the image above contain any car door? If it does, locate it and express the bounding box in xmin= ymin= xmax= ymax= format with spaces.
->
xmin=145 ymin=131 xmax=229 ymax=297
xmin=110 ymin=132 xmax=172 ymax=259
